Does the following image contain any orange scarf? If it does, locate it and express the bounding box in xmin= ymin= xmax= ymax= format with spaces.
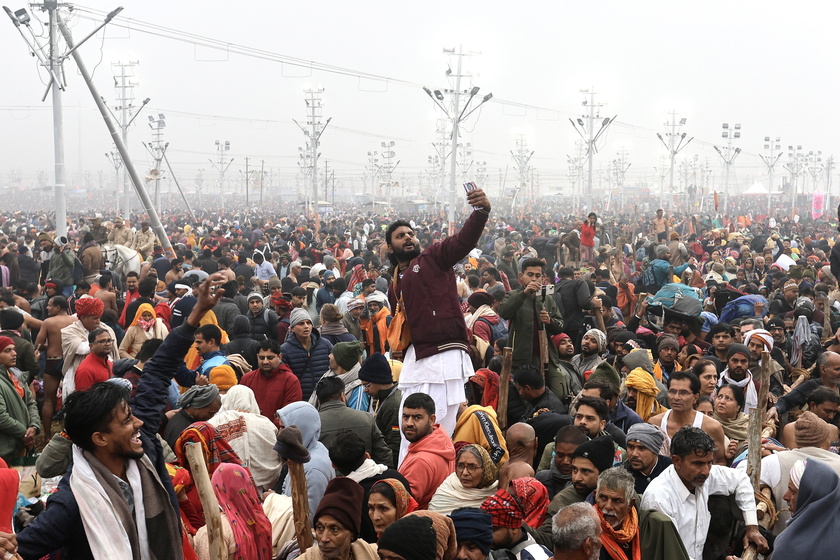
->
xmin=6 ymin=372 xmax=23 ymax=399
xmin=596 ymin=504 xmax=641 ymax=560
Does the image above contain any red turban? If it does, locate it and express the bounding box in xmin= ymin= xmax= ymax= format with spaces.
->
xmin=75 ymin=297 xmax=104 ymax=317
xmin=481 ymin=489 xmax=524 ymax=529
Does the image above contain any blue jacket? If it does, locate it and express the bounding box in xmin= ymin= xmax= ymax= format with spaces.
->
xmin=174 ymin=349 xmax=230 ymax=388
xmin=649 ymin=258 xmax=691 ymax=289
xmin=16 ymin=323 xmax=198 ymax=559
xmin=315 ymin=286 xmax=335 ymax=314
xmin=281 ymin=329 xmax=332 ymax=401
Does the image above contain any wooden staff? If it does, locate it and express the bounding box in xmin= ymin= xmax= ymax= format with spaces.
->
xmin=184 ymin=443 xmax=224 ymax=560
xmin=288 ymin=460 xmax=314 ymax=551
xmin=742 ymin=351 xmax=771 ymax=560
xmin=498 ymin=347 xmax=513 ymax=430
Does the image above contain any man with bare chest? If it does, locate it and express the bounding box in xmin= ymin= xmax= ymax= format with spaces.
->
xmin=647 ymin=370 xmax=727 ymax=464
xmin=93 ymin=273 xmax=119 ymax=316
xmin=652 ymin=209 xmax=669 ymax=243
xmin=33 ymin=296 xmax=76 ymax=438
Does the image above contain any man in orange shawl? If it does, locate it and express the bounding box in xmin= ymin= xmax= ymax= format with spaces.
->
xmin=594 ymin=467 xmax=688 ymax=560
xmin=623 ymin=368 xmax=666 ymax=422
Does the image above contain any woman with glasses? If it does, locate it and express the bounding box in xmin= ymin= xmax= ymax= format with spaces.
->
xmin=429 ymin=444 xmax=499 ymax=515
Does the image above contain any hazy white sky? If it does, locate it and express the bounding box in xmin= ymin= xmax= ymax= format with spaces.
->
xmin=2 ymin=0 xmax=839 ymax=200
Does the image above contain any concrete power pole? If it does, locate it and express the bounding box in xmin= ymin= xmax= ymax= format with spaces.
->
xmin=111 ymin=61 xmax=149 ymax=221
xmin=294 ymin=88 xmax=331 ymax=232
xmin=759 ymin=136 xmax=782 ymax=216
xmin=713 ymin=122 xmax=742 ymax=216
xmin=510 ymin=135 xmax=534 ymax=206
xmin=569 ymin=90 xmax=615 ymax=199
xmin=657 ymin=111 xmax=693 ymax=210
xmin=423 ymin=47 xmax=493 ymax=233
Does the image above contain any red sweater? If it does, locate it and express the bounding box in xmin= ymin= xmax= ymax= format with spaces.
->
xmin=398 ymin=424 xmax=456 ymax=509
xmin=74 ymin=353 xmax=112 ymax=392
xmin=240 ymin=365 xmax=302 ymax=424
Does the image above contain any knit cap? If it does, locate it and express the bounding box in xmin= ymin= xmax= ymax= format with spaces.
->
xmin=378 ymin=515 xmax=438 ymax=560
xmin=626 ymin=423 xmax=664 ymax=455
xmin=209 ymin=365 xmax=238 ymax=392
xmin=571 ymin=435 xmax=614 ymax=473
xmin=289 ymin=308 xmax=311 ymax=328
xmin=358 ymin=353 xmax=393 ymax=385
xmin=314 ymin=477 xmax=364 ymax=537
xmin=332 ymin=341 xmax=364 ymax=371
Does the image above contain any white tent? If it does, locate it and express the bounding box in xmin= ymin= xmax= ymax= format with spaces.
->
xmin=743 ymin=181 xmax=769 ymax=195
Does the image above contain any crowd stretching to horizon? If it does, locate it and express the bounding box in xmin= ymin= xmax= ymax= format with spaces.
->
xmin=0 ymin=188 xmax=833 ymax=560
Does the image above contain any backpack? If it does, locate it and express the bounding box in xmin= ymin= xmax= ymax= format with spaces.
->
xmin=71 ymin=257 xmax=85 ymax=285
xmin=476 ymin=317 xmax=509 ymax=345
xmin=646 ymin=284 xmax=702 ymax=318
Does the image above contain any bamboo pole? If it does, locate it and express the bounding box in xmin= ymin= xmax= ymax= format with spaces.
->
xmin=742 ymin=351 xmax=771 ymax=560
xmin=288 ymin=460 xmax=314 ymax=551
xmin=498 ymin=347 xmax=513 ymax=430
xmin=184 ymin=443 xmax=224 ymax=560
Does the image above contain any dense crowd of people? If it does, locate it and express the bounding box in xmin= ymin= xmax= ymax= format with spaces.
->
xmin=0 ymin=189 xmax=833 ymax=560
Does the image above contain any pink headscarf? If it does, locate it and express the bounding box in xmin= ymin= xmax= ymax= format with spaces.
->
xmin=211 ymin=463 xmax=272 ymax=560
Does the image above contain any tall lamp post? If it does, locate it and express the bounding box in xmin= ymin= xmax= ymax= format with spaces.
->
xmin=423 ymin=47 xmax=493 ymax=234
xmin=713 ymin=122 xmax=742 ymax=216
xmin=759 ymin=136 xmax=782 ymax=216
xmin=656 ymin=113 xmax=692 ymax=209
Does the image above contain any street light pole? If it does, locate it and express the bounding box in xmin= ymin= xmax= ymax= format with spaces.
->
xmin=759 ymin=136 xmax=782 ymax=216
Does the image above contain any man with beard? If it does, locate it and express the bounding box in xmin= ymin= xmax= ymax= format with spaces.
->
xmin=387 ymin=188 xmax=490 ymax=459
xmin=716 ymin=343 xmax=762 ymax=414
xmin=641 ymin=427 xmax=767 ymax=560
xmin=537 ymin=436 xmax=616 ymax=545
xmin=743 ymin=329 xmax=785 ymax=395
xmin=514 ymin=365 xmax=567 ymax=419
xmin=594 ymin=467 xmax=689 ymax=560
xmin=581 ymin=377 xmax=642 ymax=435
xmin=553 ymin=333 xmax=583 ymax=395
xmin=500 ymin=259 xmax=567 ymax=403
xmin=571 ymin=329 xmax=605 ymax=388
xmin=397 ymin=392 xmax=455 ymax=509
xmin=765 ymin=316 xmax=792 ymax=370
xmin=647 ymin=370 xmax=727 ymax=464
xmin=536 ymin=425 xmax=588 ymax=499
xmin=623 ymin=423 xmax=672 ymax=494
xmin=551 ymin=502 xmax=602 ymax=560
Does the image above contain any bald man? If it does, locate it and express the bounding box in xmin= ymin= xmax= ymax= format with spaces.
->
xmin=497 ymin=422 xmax=538 ymax=486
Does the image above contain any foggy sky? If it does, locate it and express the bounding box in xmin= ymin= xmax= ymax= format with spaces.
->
xmin=2 ymin=0 xmax=838 ymax=202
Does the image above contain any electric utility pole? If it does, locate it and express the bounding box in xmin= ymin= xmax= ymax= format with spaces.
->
xmin=759 ymin=136 xmax=782 ymax=215
xmin=569 ymin=89 xmax=616 ymax=198
xmin=210 ymin=140 xmax=233 ymax=207
xmin=111 ymin=61 xmax=149 ymax=220
xmin=143 ymin=113 xmax=166 ymax=216
xmin=294 ymin=88 xmax=331 ymax=232
xmin=713 ymin=122 xmax=742 ymax=216
xmin=656 ymin=111 xmax=692 ymax=210
xmin=510 ymin=135 xmax=534 ymax=206
xmin=423 ymin=46 xmax=493 ymax=233
xmin=4 ymin=1 xmax=69 ymax=235
xmin=784 ymin=145 xmax=806 ymax=214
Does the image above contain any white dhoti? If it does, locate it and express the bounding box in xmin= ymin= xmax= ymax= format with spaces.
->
xmin=397 ymin=345 xmax=472 ymax=466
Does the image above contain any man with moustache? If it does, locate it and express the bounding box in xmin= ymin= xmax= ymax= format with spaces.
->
xmin=593 ymin=467 xmax=689 ymax=560
xmin=640 ymin=427 xmax=767 ymax=560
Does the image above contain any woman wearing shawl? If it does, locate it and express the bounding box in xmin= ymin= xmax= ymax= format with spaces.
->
xmin=193 ymin=463 xmax=272 ymax=560
xmin=174 ymin=421 xmax=243 ymax=477
xmin=712 ymin=384 xmax=749 ymax=462
xmin=367 ymin=478 xmax=418 ymax=539
xmin=348 ymin=264 xmax=367 ymax=296
xmin=208 ymin=385 xmax=281 ymax=491
xmin=429 ymin=444 xmax=499 ymax=515
xmin=119 ymin=302 xmax=169 ymax=359
xmin=509 ymin=477 xmax=549 ymax=529
xmin=772 ymin=459 xmax=840 ymax=559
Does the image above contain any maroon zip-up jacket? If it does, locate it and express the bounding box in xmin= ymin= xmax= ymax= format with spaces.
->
xmin=388 ymin=209 xmax=488 ymax=360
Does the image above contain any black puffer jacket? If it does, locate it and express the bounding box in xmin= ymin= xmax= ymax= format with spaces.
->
xmin=280 ymin=329 xmax=333 ymax=401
